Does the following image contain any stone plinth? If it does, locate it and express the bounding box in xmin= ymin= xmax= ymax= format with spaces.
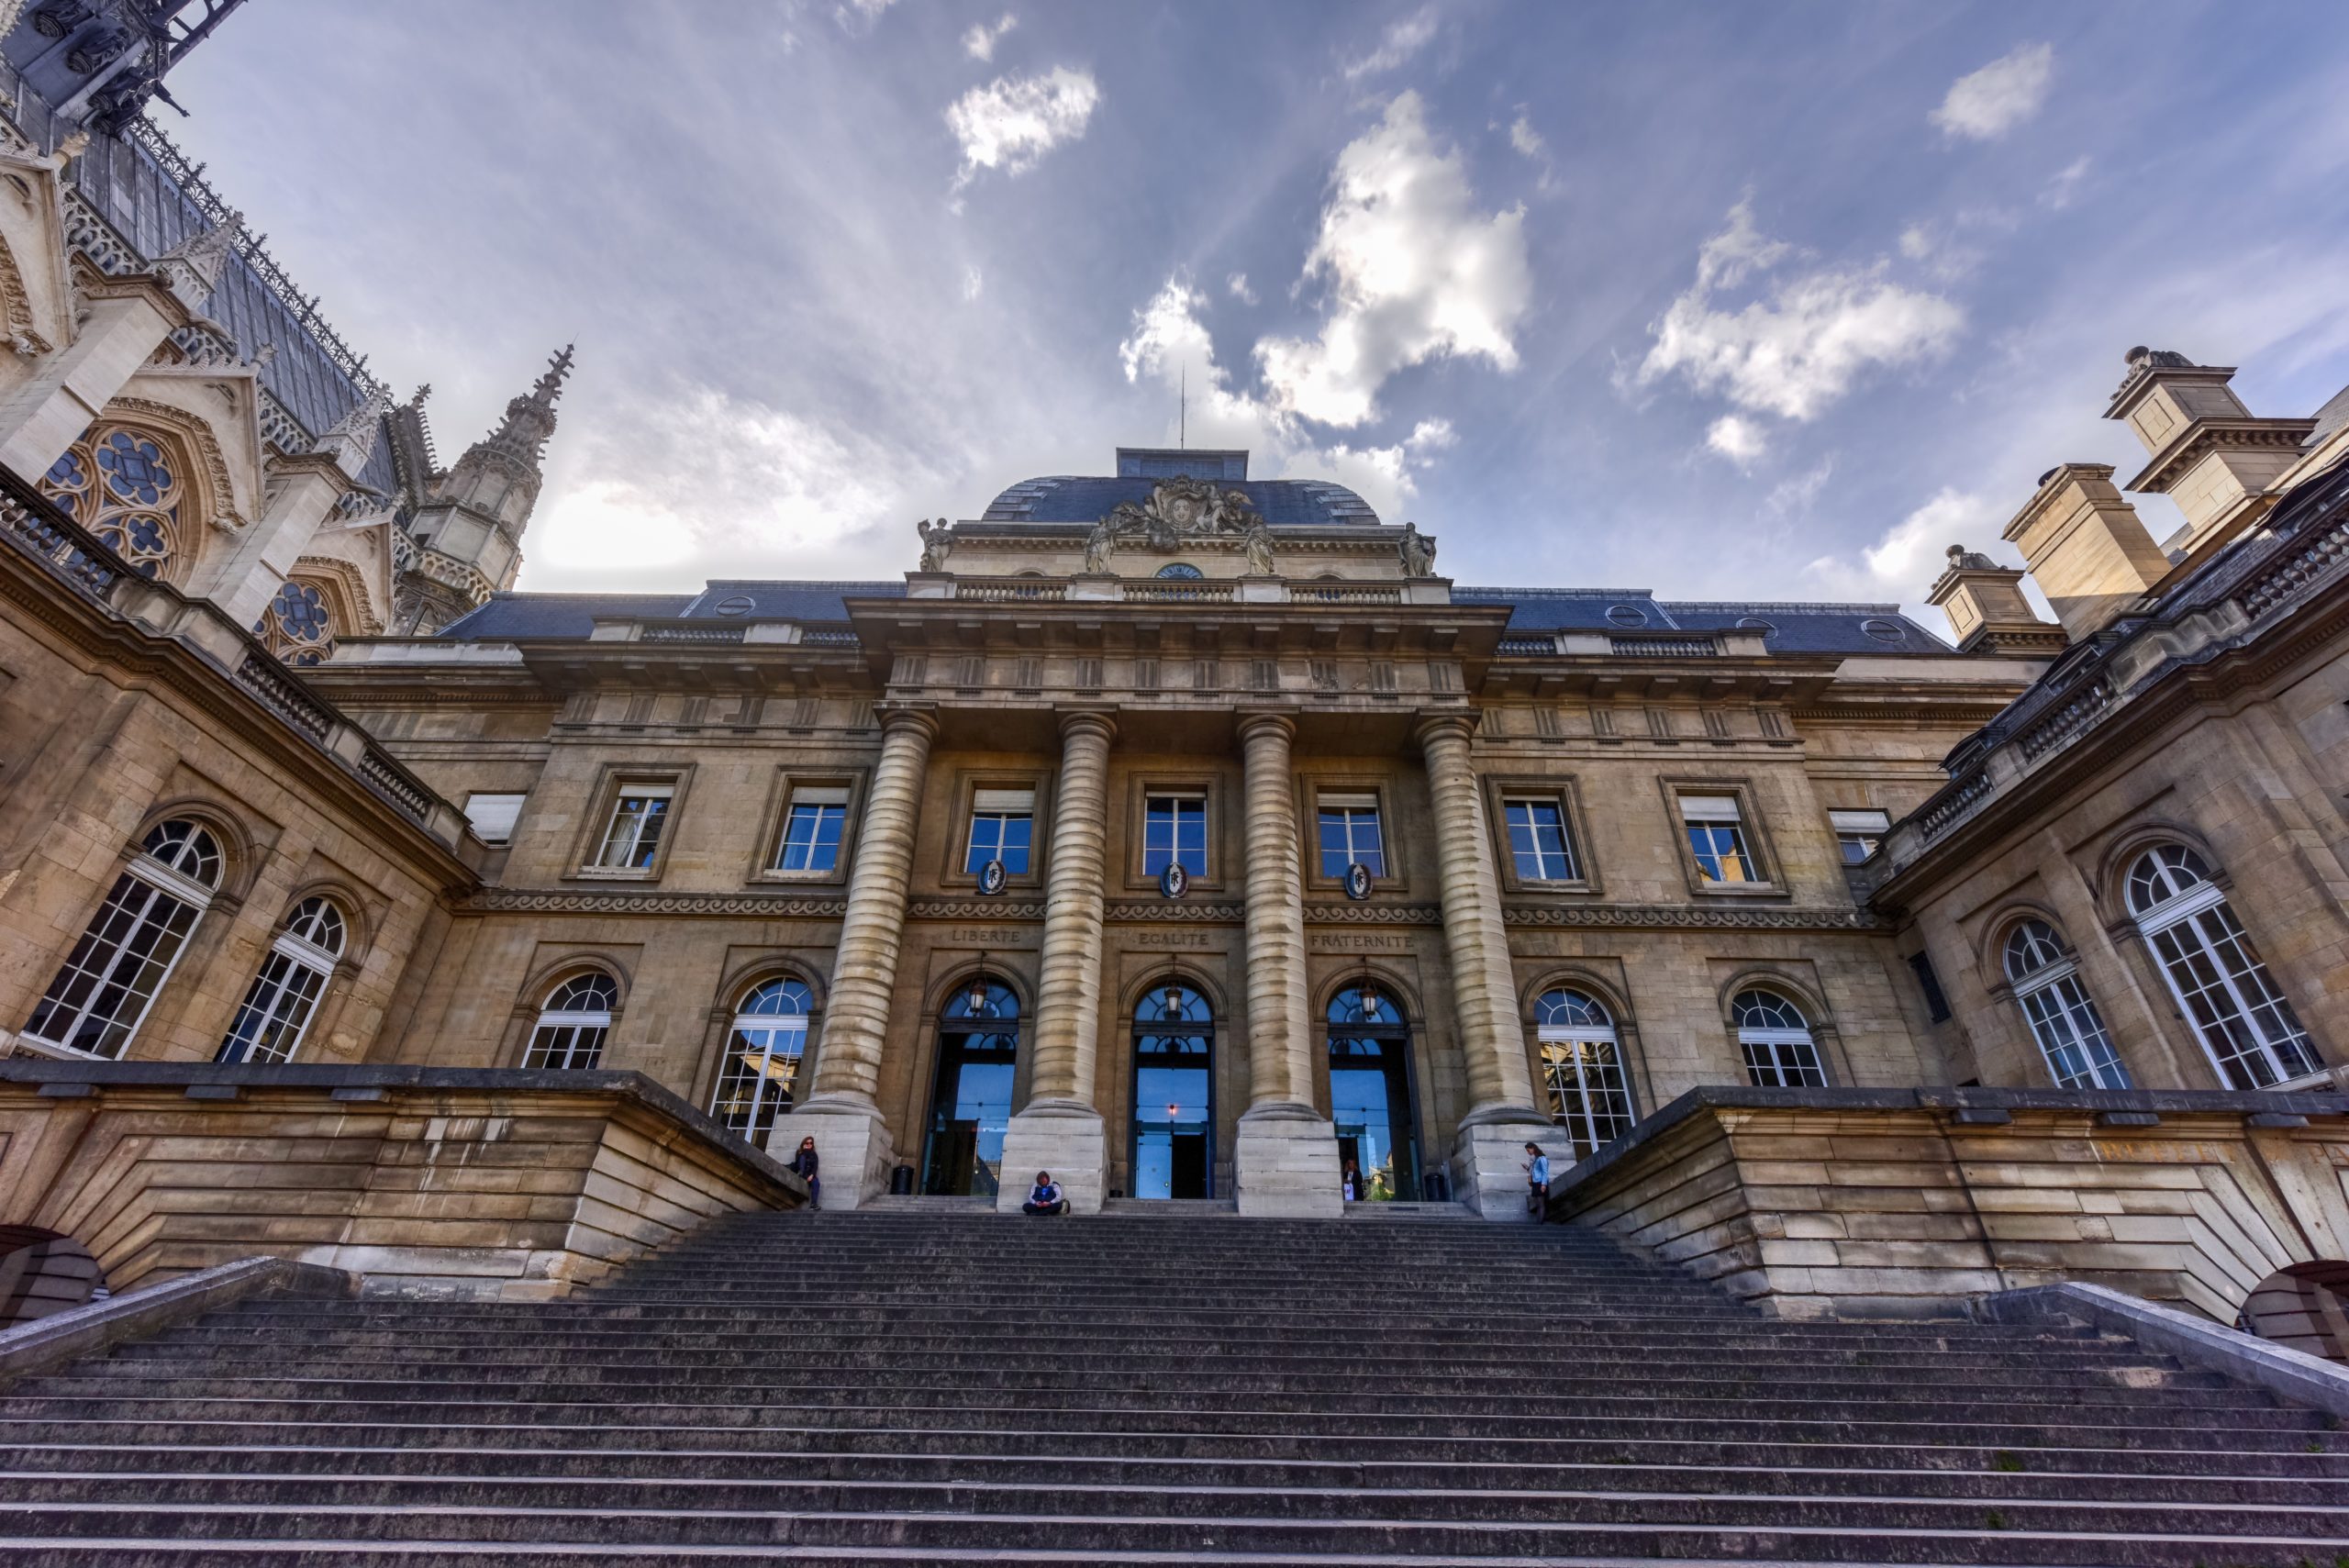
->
xmin=1232 ymin=1104 xmax=1343 ymax=1218
xmin=771 ymin=1103 xmax=896 ymax=1213
xmin=1453 ymin=1118 xmax=1561 ymax=1221
xmin=0 ymin=1062 xmax=803 ymax=1299
xmin=1550 ymin=1085 xmax=2349 ymax=1320
xmin=996 ymin=1104 xmax=1108 ymax=1214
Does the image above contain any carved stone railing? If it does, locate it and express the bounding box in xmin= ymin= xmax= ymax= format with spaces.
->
xmin=1292 ymin=583 xmax=1400 ymax=605
xmin=640 ymin=623 xmax=745 ymax=645
xmin=1916 ymin=768 xmax=1993 ymax=844
xmin=0 ymin=489 xmax=121 ymax=599
xmin=166 ymin=320 xmax=240 ymax=368
xmin=956 ymin=580 xmax=1068 ymax=602
xmin=1496 ymin=635 xmax=1561 ymax=655
xmin=2238 ymin=510 xmax=2349 ymax=622
xmin=59 ymin=188 xmax=139 ymax=277
xmin=232 ymin=651 xmax=333 ymax=741
xmin=1610 ymin=634 xmax=1717 ymax=658
xmin=802 ymin=628 xmax=861 ymax=647
xmin=357 ymin=747 xmax=434 ymax=824
xmin=1124 ymin=580 xmax=1233 ymax=603
xmin=2016 ymin=678 xmax=2113 ymax=762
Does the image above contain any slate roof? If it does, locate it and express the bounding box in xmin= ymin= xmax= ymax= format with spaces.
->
xmin=437 ymin=592 xmax=697 ymax=640
xmin=678 ymin=581 xmax=905 ymax=621
xmin=981 ymin=475 xmax=1379 ymax=528
xmin=1455 ymin=588 xmax=1954 ymax=655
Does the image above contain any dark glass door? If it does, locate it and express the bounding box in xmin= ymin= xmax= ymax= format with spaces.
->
xmin=1327 ymin=984 xmax=1420 ymax=1201
xmin=922 ymin=978 xmax=1019 ymax=1197
xmin=1132 ymin=982 xmax=1214 ymax=1200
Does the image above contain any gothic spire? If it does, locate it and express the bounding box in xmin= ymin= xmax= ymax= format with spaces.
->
xmin=476 ymin=343 xmax=573 ymax=467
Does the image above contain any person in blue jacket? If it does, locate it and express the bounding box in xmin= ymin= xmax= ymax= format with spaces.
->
xmin=1022 ymin=1171 xmax=1067 ymax=1216
xmin=1524 ymin=1142 xmax=1551 ymax=1218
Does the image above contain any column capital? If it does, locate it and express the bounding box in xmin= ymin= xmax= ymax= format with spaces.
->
xmin=875 ymin=703 xmax=940 ymax=739
xmin=1055 ymin=706 xmax=1118 ymax=742
xmin=1412 ymin=708 xmax=1479 ymax=750
xmin=1235 ymin=707 xmax=1298 ymax=745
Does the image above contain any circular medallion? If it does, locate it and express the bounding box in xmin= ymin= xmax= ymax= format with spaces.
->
xmin=1343 ymin=862 xmax=1374 ymax=901
xmin=977 ymin=859 xmax=1009 ymax=896
xmin=1159 ymin=862 xmax=1189 ymax=900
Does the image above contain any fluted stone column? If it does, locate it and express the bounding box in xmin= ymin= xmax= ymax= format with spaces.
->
xmin=777 ymin=705 xmax=936 ymax=1208
xmin=1416 ymin=711 xmax=1553 ymax=1220
xmin=997 ymin=710 xmax=1116 ymax=1213
xmin=1230 ymin=711 xmax=1341 ymax=1218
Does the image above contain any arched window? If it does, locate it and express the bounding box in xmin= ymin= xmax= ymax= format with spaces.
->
xmin=217 ymin=896 xmax=348 ymax=1064
xmin=2125 ymin=845 xmax=2320 ymax=1088
xmin=524 ymin=973 xmax=616 ymax=1070
xmin=709 ymin=978 xmax=813 ymax=1150
xmin=1155 ymin=562 xmax=1204 ymax=581
xmin=1731 ymin=989 xmax=1828 ymax=1087
xmin=23 ymin=819 xmax=223 ymax=1059
xmin=252 ymin=579 xmax=337 ymax=666
xmin=1135 ymin=981 xmax=1216 ymax=1199
xmin=2000 ymin=919 xmax=2130 ymax=1090
xmin=37 ymin=425 xmax=185 ymax=579
xmin=924 ymin=975 xmax=1020 ymax=1195
xmin=1533 ymin=988 xmax=1635 ymax=1161
xmin=1324 ymin=983 xmax=1421 ymax=1200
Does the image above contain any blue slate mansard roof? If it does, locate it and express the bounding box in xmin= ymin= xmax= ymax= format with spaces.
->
xmin=983 ymin=476 xmax=1379 ymax=528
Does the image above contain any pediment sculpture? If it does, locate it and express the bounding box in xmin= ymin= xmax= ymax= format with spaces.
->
xmin=1101 ymin=476 xmax=1264 ymax=552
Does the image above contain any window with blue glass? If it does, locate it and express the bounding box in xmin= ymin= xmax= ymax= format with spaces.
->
xmin=1678 ymin=793 xmax=1759 ymax=884
xmin=964 ymin=787 xmax=1035 ymax=875
xmin=774 ymin=786 xmax=849 ymax=873
xmin=1144 ymin=795 xmax=1207 ymax=877
xmin=1505 ymin=797 xmax=1580 ymax=882
xmin=1317 ymin=793 xmax=1385 ymax=878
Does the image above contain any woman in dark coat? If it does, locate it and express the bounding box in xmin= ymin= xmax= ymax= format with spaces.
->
xmin=790 ymin=1136 xmax=820 ymax=1209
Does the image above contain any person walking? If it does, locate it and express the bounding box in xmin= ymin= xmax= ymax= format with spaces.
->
xmin=1523 ymin=1141 xmax=1551 ymax=1219
xmin=790 ymin=1136 xmax=821 ymax=1210
xmin=1022 ymin=1171 xmax=1067 ymax=1216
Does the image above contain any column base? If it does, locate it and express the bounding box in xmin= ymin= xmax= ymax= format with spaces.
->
xmin=1232 ymin=1103 xmax=1343 ymax=1218
xmin=995 ymin=1102 xmax=1108 ymax=1215
xmin=772 ymin=1102 xmax=896 ymax=1212
xmin=1452 ymin=1114 xmax=1560 ymax=1222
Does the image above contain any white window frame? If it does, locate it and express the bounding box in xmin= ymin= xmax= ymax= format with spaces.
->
xmin=773 ymin=786 xmax=850 ymax=873
xmin=1143 ymin=793 xmax=1208 ymax=877
xmin=217 ymin=899 xmax=346 ymax=1066
xmin=2131 ymin=873 xmax=2321 ymax=1089
xmin=525 ymin=975 xmax=616 ymax=1070
xmin=965 ymin=786 xmax=1037 ymax=875
xmin=22 ymin=828 xmax=220 ymax=1061
xmin=590 ymin=784 xmax=674 ymax=872
xmin=1830 ymin=807 xmax=1890 ymax=866
xmin=1533 ymin=991 xmax=1633 ymax=1160
xmin=1317 ymin=793 xmax=1386 ymax=878
xmin=1731 ymin=991 xmax=1827 ymax=1087
xmin=709 ymin=981 xmax=813 ymax=1150
xmin=2002 ymin=921 xmax=2130 ymax=1090
xmin=1505 ymin=797 xmax=1581 ymax=883
xmin=1680 ymin=794 xmax=1758 ymax=884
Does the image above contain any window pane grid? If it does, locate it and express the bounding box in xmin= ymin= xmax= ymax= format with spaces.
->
xmin=711 ymin=1017 xmax=807 ymax=1149
xmin=964 ymin=810 xmax=1034 ymax=874
xmin=2144 ymin=896 xmax=2320 ymax=1088
xmin=217 ymin=951 xmax=328 ymax=1065
xmin=2019 ymin=974 xmax=2131 ymax=1090
xmin=596 ymin=794 xmax=670 ymax=869
xmin=775 ymin=802 xmax=846 ymax=872
xmin=1686 ymin=822 xmax=1755 ymax=884
xmin=1143 ymin=796 xmax=1208 ymax=876
xmin=24 ymin=868 xmax=202 ymax=1059
xmin=1540 ymin=1037 xmax=1633 ymax=1161
xmin=1506 ymin=799 xmax=1579 ymax=882
xmin=1317 ymin=806 xmax=1386 ymax=877
xmin=1741 ymin=1034 xmax=1828 ymax=1088
xmin=525 ymin=1022 xmax=607 ymax=1070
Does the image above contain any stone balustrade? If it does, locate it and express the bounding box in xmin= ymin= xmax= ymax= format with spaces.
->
xmin=0 ymin=1062 xmax=804 ymax=1300
xmin=1549 ymin=1084 xmax=2349 ymax=1321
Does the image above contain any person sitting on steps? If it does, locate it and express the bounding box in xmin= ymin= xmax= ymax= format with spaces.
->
xmin=1022 ymin=1171 xmax=1067 ymax=1216
xmin=790 ymin=1137 xmax=820 ymax=1210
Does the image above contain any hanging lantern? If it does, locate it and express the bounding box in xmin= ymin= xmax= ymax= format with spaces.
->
xmin=967 ymin=957 xmax=992 ymax=1018
xmin=1161 ymin=984 xmax=1185 ymax=1020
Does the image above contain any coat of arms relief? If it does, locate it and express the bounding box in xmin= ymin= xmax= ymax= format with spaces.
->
xmin=1085 ymin=477 xmax=1274 ymax=573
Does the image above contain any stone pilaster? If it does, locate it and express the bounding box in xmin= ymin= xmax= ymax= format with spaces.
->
xmin=776 ymin=705 xmax=935 ymax=1208
xmin=1416 ymin=711 xmax=1553 ymax=1219
xmin=1230 ymin=710 xmax=1341 ymax=1218
xmin=997 ymin=710 xmax=1115 ymax=1213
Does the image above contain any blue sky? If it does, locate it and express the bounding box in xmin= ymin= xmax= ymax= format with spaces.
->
xmin=165 ymin=1 xmax=2349 ymax=621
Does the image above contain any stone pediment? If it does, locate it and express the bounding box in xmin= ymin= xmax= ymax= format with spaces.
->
xmin=1102 ymin=477 xmax=1264 ymax=549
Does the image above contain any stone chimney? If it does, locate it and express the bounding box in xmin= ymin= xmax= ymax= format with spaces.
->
xmin=2001 ymin=464 xmax=2170 ymax=642
xmin=1926 ymin=546 xmax=2065 ymax=657
xmin=2106 ymin=347 xmax=2315 ymax=553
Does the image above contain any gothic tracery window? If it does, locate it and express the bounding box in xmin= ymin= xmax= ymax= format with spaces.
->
xmin=253 ymin=579 xmax=337 ymax=666
xmin=39 ymin=426 xmax=185 ymax=580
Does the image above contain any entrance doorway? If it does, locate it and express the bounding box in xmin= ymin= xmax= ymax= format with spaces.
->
xmin=1132 ymin=981 xmax=1214 ymax=1199
xmin=920 ymin=976 xmax=1019 ymax=1197
xmin=1327 ymin=983 xmax=1420 ymax=1201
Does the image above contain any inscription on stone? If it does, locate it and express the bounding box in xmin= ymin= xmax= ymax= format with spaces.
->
xmin=1308 ymin=934 xmax=1411 ymax=953
xmin=1134 ymin=929 xmax=1218 ymax=949
xmin=948 ymin=928 xmax=1031 ymax=946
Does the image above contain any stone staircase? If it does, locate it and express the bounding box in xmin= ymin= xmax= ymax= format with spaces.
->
xmin=0 ymin=1209 xmax=2343 ymax=1564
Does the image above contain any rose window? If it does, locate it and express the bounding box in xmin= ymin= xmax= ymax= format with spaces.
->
xmin=255 ymin=580 xmax=336 ymax=666
xmin=38 ymin=425 xmax=184 ymax=580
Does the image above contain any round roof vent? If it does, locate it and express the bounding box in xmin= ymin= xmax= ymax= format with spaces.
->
xmin=713 ymin=595 xmax=755 ymax=617
xmin=1861 ymin=617 xmax=1907 ymax=643
xmin=1735 ymin=616 xmax=1775 ymax=634
xmin=1605 ymin=604 xmax=1648 ymax=628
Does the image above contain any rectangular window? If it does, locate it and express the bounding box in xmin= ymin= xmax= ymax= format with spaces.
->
xmin=1908 ymin=951 xmax=1952 ymax=1024
xmin=966 ymin=786 xmax=1036 ymax=875
xmin=1831 ymin=807 xmax=1890 ymax=866
xmin=464 ymin=792 xmax=527 ymax=846
xmin=592 ymin=784 xmax=674 ymax=870
xmin=1505 ymin=798 xmax=1580 ymax=882
xmin=1317 ymin=793 xmax=1386 ymax=878
xmin=1679 ymin=794 xmax=1756 ymax=884
xmin=1144 ymin=795 xmax=1208 ymax=877
xmin=774 ymin=787 xmax=849 ymax=873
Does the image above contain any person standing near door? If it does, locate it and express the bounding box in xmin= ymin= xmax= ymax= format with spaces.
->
xmin=791 ymin=1137 xmax=821 ymax=1210
xmin=1341 ymin=1159 xmax=1364 ymax=1203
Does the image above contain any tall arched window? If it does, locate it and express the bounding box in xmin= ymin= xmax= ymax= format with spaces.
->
xmin=1135 ymin=982 xmax=1215 ymax=1200
xmin=1326 ymin=982 xmax=1420 ymax=1201
xmin=2001 ymin=919 xmax=2130 ymax=1090
xmin=252 ymin=579 xmax=337 ymax=666
xmin=37 ymin=425 xmax=185 ymax=579
xmin=524 ymin=973 xmax=616 ymax=1069
xmin=24 ymin=819 xmax=223 ymax=1059
xmin=217 ymin=896 xmax=347 ymax=1064
xmin=1533 ymin=988 xmax=1635 ymax=1161
xmin=2126 ymin=845 xmax=2320 ymax=1088
xmin=924 ymin=976 xmax=1020 ymax=1195
xmin=710 ymin=978 xmax=813 ymax=1151
xmin=1732 ymin=990 xmax=1828 ymax=1087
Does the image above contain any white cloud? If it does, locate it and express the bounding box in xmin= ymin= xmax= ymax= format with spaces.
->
xmin=1508 ymin=113 xmax=1544 ymax=159
xmin=1931 ymin=43 xmax=2054 ymax=142
xmin=1115 ymin=274 xmax=1446 ymax=517
xmin=1706 ymin=414 xmax=1767 ymax=464
xmin=834 ymin=0 xmax=896 ymax=33
xmin=1255 ymin=92 xmax=1531 ymax=428
xmin=1806 ymin=487 xmax=2003 ymax=599
xmin=945 ymin=66 xmax=1100 ymax=191
xmin=963 ymin=12 xmax=1016 ymax=61
xmin=1765 ymin=455 xmax=1834 ymax=518
xmin=1226 ymin=272 xmax=1257 ymax=305
xmin=962 ymin=264 xmax=984 ymax=301
xmin=2041 ymin=154 xmax=2092 ymax=210
xmin=1342 ymin=6 xmax=1438 ymax=80
xmin=1637 ymin=199 xmax=1963 ymax=426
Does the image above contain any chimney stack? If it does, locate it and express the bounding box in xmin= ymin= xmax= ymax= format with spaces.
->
xmin=2105 ymin=347 xmax=2315 ymax=554
xmin=1926 ymin=546 xmax=2064 ymax=657
xmin=2001 ymin=463 xmax=2169 ymax=642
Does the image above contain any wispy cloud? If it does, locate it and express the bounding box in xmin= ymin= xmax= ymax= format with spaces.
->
xmin=1342 ymin=5 xmax=1438 ymax=81
xmin=1931 ymin=43 xmax=2054 ymax=141
xmin=946 ymin=65 xmax=1099 ymax=192
xmin=2040 ymin=155 xmax=2092 ymax=210
xmin=1706 ymin=414 xmax=1767 ymax=464
xmin=1508 ymin=112 xmax=1544 ymax=159
xmin=1807 ymin=486 xmax=2001 ymax=601
xmin=963 ymin=12 xmax=1017 ymax=62
xmin=1226 ymin=272 xmax=1257 ymax=305
xmin=1639 ymin=199 xmax=1962 ymax=435
xmin=1256 ymin=92 xmax=1531 ymax=428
